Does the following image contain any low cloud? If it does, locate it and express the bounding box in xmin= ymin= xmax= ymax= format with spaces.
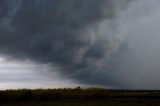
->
xmin=1 ymin=0 xmax=160 ymax=89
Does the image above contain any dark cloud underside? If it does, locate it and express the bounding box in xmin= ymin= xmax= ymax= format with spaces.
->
xmin=0 ymin=0 xmax=132 ymax=87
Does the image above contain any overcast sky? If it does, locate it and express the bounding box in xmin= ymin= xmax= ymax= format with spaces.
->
xmin=0 ymin=56 xmax=80 ymax=89
xmin=1 ymin=0 xmax=160 ymax=89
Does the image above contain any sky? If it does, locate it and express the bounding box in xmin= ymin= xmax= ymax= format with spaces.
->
xmin=1 ymin=0 xmax=160 ymax=89
xmin=0 ymin=56 xmax=79 ymax=89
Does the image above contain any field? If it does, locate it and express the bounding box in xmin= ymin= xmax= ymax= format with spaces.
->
xmin=0 ymin=88 xmax=160 ymax=106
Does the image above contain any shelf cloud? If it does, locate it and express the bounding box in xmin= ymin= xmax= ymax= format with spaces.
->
xmin=0 ymin=0 xmax=160 ymax=89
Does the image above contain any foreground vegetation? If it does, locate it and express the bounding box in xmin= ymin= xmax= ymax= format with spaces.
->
xmin=0 ymin=88 xmax=160 ymax=106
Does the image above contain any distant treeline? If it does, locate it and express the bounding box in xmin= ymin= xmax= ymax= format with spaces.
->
xmin=0 ymin=88 xmax=160 ymax=102
xmin=0 ymin=88 xmax=110 ymax=102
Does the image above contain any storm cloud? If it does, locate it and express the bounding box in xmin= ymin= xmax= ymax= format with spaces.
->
xmin=1 ymin=0 xmax=160 ymax=89
xmin=0 ymin=0 xmax=130 ymax=87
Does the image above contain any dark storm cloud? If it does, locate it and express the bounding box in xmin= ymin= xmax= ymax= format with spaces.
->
xmin=0 ymin=0 xmax=131 ymax=87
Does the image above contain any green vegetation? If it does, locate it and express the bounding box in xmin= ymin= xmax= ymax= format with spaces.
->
xmin=0 ymin=88 xmax=160 ymax=106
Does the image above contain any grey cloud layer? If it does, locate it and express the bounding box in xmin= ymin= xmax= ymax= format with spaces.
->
xmin=0 ymin=0 xmax=130 ymax=87
xmin=4 ymin=0 xmax=159 ymax=89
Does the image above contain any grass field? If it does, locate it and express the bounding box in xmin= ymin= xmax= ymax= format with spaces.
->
xmin=0 ymin=88 xmax=160 ymax=106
